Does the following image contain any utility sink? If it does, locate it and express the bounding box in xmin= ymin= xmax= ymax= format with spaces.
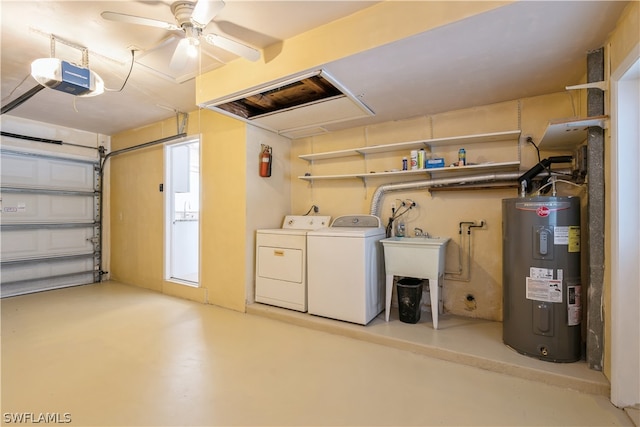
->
xmin=380 ymin=236 xmax=450 ymax=329
xmin=381 ymin=236 xmax=450 ymax=278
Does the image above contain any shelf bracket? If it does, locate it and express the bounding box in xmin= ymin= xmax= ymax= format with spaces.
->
xmin=565 ymin=81 xmax=607 ymax=91
xmin=358 ymin=176 xmax=368 ymax=191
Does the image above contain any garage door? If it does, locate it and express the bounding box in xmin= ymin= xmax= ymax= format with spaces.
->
xmin=1 ymin=146 xmax=100 ymax=297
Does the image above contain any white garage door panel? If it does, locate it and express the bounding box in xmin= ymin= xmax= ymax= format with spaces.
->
xmin=0 ymin=152 xmax=95 ymax=191
xmin=1 ymin=257 xmax=95 ymax=283
xmin=1 ymin=227 xmax=94 ymax=261
xmin=0 ymin=193 xmax=94 ymax=224
xmin=1 ymin=273 xmax=95 ymax=298
xmin=1 ymin=145 xmax=99 ymax=297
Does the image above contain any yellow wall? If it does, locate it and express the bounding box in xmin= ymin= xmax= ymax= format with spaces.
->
xmin=291 ymin=92 xmax=582 ymax=320
xmin=199 ymin=112 xmax=248 ymax=312
xmin=108 ymin=1 xmax=638 ymax=376
xmin=110 ymin=110 xmax=248 ymax=309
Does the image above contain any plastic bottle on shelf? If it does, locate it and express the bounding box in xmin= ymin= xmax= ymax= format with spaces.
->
xmin=410 ymin=150 xmax=418 ymax=170
xmin=458 ymin=148 xmax=466 ymax=166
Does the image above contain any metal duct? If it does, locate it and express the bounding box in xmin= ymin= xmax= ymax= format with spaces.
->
xmin=369 ymin=172 xmax=522 ymax=217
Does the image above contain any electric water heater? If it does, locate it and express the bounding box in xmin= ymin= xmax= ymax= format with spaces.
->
xmin=502 ymin=196 xmax=582 ymax=362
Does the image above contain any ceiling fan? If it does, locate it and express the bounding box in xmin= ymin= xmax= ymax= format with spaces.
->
xmin=101 ymin=0 xmax=260 ymax=71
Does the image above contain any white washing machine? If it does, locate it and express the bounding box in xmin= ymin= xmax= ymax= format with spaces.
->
xmin=307 ymin=215 xmax=386 ymax=325
xmin=255 ymin=215 xmax=331 ymax=312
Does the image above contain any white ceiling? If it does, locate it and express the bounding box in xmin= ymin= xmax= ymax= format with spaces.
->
xmin=0 ymin=1 xmax=630 ymax=136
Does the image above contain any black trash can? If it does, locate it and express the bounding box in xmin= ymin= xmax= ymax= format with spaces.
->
xmin=397 ymin=278 xmax=423 ymax=324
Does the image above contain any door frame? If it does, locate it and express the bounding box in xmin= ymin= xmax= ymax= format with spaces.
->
xmin=609 ymin=42 xmax=640 ymax=408
xmin=164 ymin=136 xmax=201 ymax=285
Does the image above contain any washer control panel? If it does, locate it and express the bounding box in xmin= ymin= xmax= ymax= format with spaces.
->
xmin=282 ymin=215 xmax=331 ymax=230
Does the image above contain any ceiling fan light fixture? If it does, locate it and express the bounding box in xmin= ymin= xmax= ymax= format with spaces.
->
xmin=187 ymin=38 xmax=199 ymax=58
xmin=183 ymin=25 xmax=200 ymax=58
xmin=30 ymin=57 xmax=104 ymax=97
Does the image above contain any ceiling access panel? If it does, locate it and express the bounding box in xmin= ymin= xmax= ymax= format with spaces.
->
xmin=199 ymin=70 xmax=374 ymax=139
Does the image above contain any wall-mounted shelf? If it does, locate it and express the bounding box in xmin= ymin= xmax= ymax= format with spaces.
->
xmin=538 ymin=116 xmax=608 ymax=151
xmin=298 ymin=161 xmax=521 ymax=181
xmin=298 ymin=130 xmax=521 ymax=162
xmin=298 ymin=129 xmax=521 ymax=183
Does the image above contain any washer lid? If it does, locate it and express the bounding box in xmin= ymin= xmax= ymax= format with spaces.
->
xmin=308 ymin=215 xmax=385 ymax=237
xmin=330 ymin=215 xmax=382 ymax=228
xmin=282 ymin=215 xmax=331 ymax=230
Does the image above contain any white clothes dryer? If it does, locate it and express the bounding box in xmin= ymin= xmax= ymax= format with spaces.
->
xmin=307 ymin=215 xmax=386 ymax=325
xmin=255 ymin=215 xmax=330 ymax=312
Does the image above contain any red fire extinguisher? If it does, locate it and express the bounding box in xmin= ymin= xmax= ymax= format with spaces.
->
xmin=259 ymin=144 xmax=272 ymax=177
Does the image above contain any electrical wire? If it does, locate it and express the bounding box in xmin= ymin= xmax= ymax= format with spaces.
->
xmin=1 ymin=73 xmax=32 ymax=103
xmin=303 ymin=205 xmax=319 ymax=215
xmin=526 ymin=136 xmax=554 ymax=193
xmin=527 ymin=136 xmax=543 ymax=166
xmin=535 ymin=178 xmax=585 ymax=196
xmin=105 ymin=49 xmax=135 ymax=93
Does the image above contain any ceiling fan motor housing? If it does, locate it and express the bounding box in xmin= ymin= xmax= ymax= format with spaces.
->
xmin=171 ymin=1 xmax=198 ymax=28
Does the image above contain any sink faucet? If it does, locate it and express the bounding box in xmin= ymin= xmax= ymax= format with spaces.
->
xmin=414 ymin=228 xmax=430 ymax=237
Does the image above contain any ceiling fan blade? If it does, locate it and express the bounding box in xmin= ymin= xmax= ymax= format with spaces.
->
xmin=203 ymin=34 xmax=260 ymax=62
xmin=191 ymin=0 xmax=226 ymax=27
xmin=170 ymin=37 xmax=198 ymax=71
xmin=101 ymin=11 xmax=180 ymax=31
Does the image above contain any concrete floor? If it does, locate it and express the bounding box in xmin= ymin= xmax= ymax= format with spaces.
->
xmin=1 ymin=281 xmax=634 ymax=426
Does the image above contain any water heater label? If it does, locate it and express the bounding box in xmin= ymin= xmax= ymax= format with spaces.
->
xmin=552 ymin=226 xmax=581 ymax=252
xmin=568 ymin=226 xmax=581 ymax=252
xmin=554 ymin=226 xmax=570 ymax=244
xmin=526 ymin=277 xmax=563 ymax=303
xmin=530 ymin=267 xmax=553 ymax=279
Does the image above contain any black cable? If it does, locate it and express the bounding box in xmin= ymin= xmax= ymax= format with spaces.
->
xmin=303 ymin=205 xmax=319 ymax=215
xmin=106 ymin=49 xmax=135 ymax=93
xmin=527 ymin=136 xmax=542 ymax=165
xmin=526 ymin=136 xmax=553 ymax=192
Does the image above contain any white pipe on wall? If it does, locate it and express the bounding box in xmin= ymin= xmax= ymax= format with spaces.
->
xmin=369 ymin=172 xmax=522 ymax=218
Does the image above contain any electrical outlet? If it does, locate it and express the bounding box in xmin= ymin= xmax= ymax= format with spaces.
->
xmin=391 ymin=202 xmax=396 ymax=211
xmin=477 ymin=220 xmax=485 ymax=227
